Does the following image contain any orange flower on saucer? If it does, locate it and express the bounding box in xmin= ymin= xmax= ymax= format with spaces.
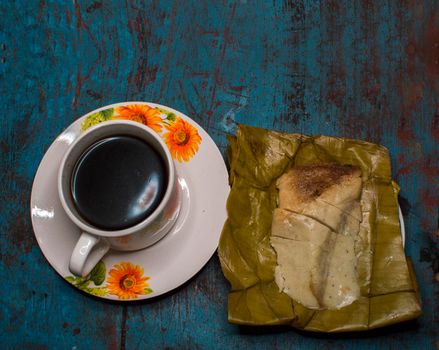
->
xmin=106 ymin=262 xmax=152 ymax=299
xmin=115 ymin=104 xmax=163 ymax=132
xmin=163 ymin=117 xmax=202 ymax=162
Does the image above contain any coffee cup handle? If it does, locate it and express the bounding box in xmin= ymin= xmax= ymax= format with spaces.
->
xmin=69 ymin=232 xmax=110 ymax=277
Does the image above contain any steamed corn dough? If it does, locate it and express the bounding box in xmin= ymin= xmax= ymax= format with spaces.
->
xmin=271 ymin=164 xmax=362 ymax=310
xmin=219 ymin=124 xmax=422 ymax=331
xmin=276 ymin=165 xmax=363 ymax=231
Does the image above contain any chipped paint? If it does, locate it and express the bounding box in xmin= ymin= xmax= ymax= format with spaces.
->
xmin=0 ymin=0 xmax=437 ymax=349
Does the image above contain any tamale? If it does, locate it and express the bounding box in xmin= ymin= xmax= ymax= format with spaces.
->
xmin=218 ymin=124 xmax=421 ymax=332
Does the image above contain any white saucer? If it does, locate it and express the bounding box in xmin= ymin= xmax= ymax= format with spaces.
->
xmin=31 ymin=102 xmax=230 ymax=301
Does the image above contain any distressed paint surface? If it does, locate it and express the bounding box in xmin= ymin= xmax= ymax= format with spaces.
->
xmin=0 ymin=0 xmax=438 ymax=349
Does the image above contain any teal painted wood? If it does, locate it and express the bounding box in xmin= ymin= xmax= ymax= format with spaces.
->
xmin=0 ymin=0 xmax=438 ymax=349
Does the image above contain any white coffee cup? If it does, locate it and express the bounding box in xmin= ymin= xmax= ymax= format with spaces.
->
xmin=58 ymin=120 xmax=181 ymax=277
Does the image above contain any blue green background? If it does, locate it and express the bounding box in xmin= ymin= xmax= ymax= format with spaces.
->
xmin=0 ymin=1 xmax=437 ymax=349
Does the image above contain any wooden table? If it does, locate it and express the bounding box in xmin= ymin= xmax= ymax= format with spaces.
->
xmin=1 ymin=1 xmax=438 ymax=349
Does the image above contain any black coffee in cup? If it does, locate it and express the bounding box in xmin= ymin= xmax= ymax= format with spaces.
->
xmin=71 ymin=136 xmax=167 ymax=230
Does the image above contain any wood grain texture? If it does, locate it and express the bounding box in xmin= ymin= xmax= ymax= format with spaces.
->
xmin=0 ymin=0 xmax=437 ymax=349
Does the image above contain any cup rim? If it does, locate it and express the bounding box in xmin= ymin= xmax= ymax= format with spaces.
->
xmin=58 ymin=119 xmax=176 ymax=237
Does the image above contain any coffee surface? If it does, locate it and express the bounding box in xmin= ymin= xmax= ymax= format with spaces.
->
xmin=71 ymin=136 xmax=167 ymax=230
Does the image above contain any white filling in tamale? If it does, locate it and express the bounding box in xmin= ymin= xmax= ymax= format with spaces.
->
xmin=271 ymin=164 xmax=362 ymax=310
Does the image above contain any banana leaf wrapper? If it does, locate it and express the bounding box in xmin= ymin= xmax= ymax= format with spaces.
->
xmin=218 ymin=124 xmax=422 ymax=332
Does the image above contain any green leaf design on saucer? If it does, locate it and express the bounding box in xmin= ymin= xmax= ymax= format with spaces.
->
xmin=64 ymin=260 xmax=153 ymax=299
xmin=100 ymin=108 xmax=114 ymax=120
xmin=82 ymin=287 xmax=108 ymax=297
xmin=64 ymin=260 xmax=108 ymax=296
xmin=81 ymin=108 xmax=114 ymax=131
xmin=89 ymin=261 xmax=106 ymax=286
xmin=165 ymin=112 xmax=176 ymax=122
